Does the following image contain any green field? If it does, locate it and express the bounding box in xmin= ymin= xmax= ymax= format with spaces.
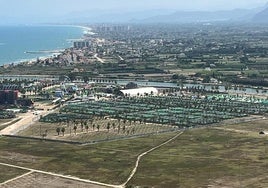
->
xmin=1 ymin=118 xmax=268 ymax=187
xmin=0 ymin=165 xmax=28 ymax=183
xmin=0 ymin=132 xmax=177 ymax=185
xmin=127 ymin=119 xmax=268 ymax=187
xmin=60 ymin=96 xmax=268 ymax=128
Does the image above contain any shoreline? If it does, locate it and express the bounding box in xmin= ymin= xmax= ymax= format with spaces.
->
xmin=0 ymin=24 xmax=88 ymax=67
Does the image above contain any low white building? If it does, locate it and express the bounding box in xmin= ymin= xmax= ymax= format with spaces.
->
xmin=120 ymin=87 xmax=158 ymax=97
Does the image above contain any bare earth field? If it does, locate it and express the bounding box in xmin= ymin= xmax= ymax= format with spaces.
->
xmin=0 ymin=171 xmax=107 ymax=188
xmin=17 ymin=118 xmax=175 ymax=143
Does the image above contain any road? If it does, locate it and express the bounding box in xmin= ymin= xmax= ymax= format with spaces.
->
xmin=0 ymin=111 xmax=36 ymax=135
xmin=0 ymin=103 xmax=54 ymax=135
xmin=94 ymin=54 xmax=105 ymax=63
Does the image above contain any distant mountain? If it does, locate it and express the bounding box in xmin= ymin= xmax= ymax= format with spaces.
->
xmin=3 ymin=6 xmax=266 ymax=25
xmin=139 ymin=9 xmax=261 ymax=23
xmin=61 ymin=9 xmax=176 ymax=23
xmin=63 ymin=8 xmax=262 ymax=24
xmin=252 ymin=5 xmax=268 ymax=22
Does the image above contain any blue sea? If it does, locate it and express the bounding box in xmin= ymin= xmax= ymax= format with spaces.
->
xmin=0 ymin=25 xmax=84 ymax=66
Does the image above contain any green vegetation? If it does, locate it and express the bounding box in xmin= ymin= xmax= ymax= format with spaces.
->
xmin=127 ymin=120 xmax=268 ymax=187
xmin=0 ymin=111 xmax=16 ymax=119
xmin=0 ymin=133 xmax=176 ymax=184
xmin=0 ymin=165 xmax=28 ymax=183
xmin=2 ymin=24 xmax=268 ymax=87
xmin=2 ymin=118 xmax=268 ymax=187
xmin=40 ymin=113 xmax=91 ymax=123
xmin=2 ymin=24 xmax=268 ymax=187
xmin=60 ymin=96 xmax=268 ymax=127
xmin=19 ymin=118 xmax=175 ymax=143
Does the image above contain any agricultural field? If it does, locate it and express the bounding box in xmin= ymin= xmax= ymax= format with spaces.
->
xmin=60 ymin=95 xmax=268 ymax=127
xmin=127 ymin=119 xmax=268 ymax=187
xmin=1 ymin=118 xmax=268 ymax=187
xmin=216 ymin=116 xmax=268 ymax=134
xmin=0 ymin=132 xmax=177 ymax=185
xmin=18 ymin=117 xmax=175 ymax=143
xmin=16 ymin=95 xmax=268 ymax=143
xmin=0 ymin=165 xmax=28 ymax=183
xmin=0 ymin=171 xmax=107 ymax=188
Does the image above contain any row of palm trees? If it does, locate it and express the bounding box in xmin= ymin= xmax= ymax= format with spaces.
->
xmin=55 ymin=118 xmax=135 ymax=137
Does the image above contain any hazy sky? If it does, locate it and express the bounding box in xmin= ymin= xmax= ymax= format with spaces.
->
xmin=0 ymin=0 xmax=267 ymax=16
xmin=0 ymin=0 xmax=267 ymax=24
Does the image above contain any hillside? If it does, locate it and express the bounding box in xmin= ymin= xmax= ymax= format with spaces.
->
xmin=253 ymin=6 xmax=268 ymax=22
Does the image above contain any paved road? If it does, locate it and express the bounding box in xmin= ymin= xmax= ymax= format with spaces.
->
xmin=0 ymin=110 xmax=52 ymax=136
xmin=94 ymin=54 xmax=105 ymax=63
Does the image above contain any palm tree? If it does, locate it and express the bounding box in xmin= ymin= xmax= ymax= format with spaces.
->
xmin=131 ymin=128 xmax=135 ymax=135
xmin=56 ymin=127 xmax=60 ymax=136
xmin=61 ymin=127 xmax=65 ymax=136
xmin=92 ymin=124 xmax=96 ymax=131
xmin=85 ymin=125 xmax=89 ymax=133
xmin=107 ymin=123 xmax=110 ymax=132
xmin=117 ymin=124 xmax=121 ymax=133
xmin=112 ymin=123 xmax=116 ymax=130
xmin=73 ymin=126 xmax=77 ymax=135
xmin=67 ymin=119 xmax=72 ymax=135
xmin=80 ymin=120 xmax=84 ymax=132
xmin=122 ymin=125 xmax=126 ymax=133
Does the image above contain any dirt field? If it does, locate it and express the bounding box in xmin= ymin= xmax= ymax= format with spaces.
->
xmin=17 ymin=118 xmax=175 ymax=143
xmin=0 ymin=171 xmax=108 ymax=188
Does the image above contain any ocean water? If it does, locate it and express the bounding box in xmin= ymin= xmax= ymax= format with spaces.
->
xmin=0 ymin=25 xmax=84 ymax=66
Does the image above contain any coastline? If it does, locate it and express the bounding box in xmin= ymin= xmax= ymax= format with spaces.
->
xmin=0 ymin=24 xmax=87 ymax=67
xmin=39 ymin=24 xmax=95 ymax=35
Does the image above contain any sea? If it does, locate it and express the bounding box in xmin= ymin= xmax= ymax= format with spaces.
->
xmin=0 ymin=25 xmax=85 ymax=66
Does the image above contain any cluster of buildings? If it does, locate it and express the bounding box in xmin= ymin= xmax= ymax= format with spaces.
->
xmin=0 ymin=85 xmax=33 ymax=106
xmin=93 ymin=25 xmax=130 ymax=32
xmin=73 ymin=39 xmax=91 ymax=49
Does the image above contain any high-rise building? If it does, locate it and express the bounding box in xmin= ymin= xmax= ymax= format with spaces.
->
xmin=73 ymin=40 xmax=91 ymax=48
